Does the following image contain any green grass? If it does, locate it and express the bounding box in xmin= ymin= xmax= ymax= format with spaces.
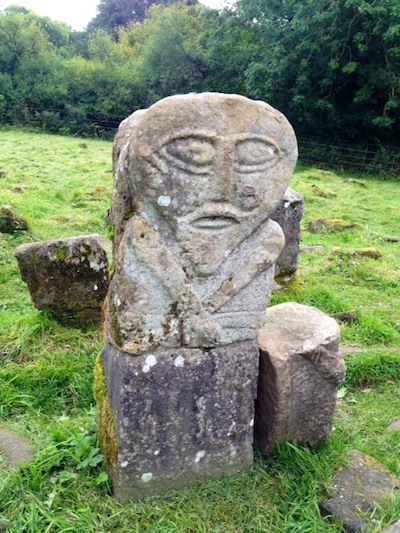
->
xmin=0 ymin=130 xmax=399 ymax=532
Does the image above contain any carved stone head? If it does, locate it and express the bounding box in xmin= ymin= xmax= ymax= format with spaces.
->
xmin=127 ymin=93 xmax=297 ymax=276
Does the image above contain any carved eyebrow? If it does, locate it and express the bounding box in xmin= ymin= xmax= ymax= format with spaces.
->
xmin=159 ymin=130 xmax=218 ymax=145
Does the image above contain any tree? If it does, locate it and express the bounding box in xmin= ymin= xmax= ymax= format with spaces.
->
xmin=235 ymin=0 xmax=400 ymax=144
xmin=87 ymin=0 xmax=197 ymax=36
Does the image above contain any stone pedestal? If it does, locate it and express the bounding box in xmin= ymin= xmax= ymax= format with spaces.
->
xmin=98 ymin=341 xmax=258 ymax=501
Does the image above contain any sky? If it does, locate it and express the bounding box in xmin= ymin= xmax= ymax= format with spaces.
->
xmin=0 ymin=0 xmax=226 ymax=30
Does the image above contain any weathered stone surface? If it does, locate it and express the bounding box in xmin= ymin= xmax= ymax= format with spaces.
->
xmin=382 ymin=235 xmax=400 ymax=243
xmin=300 ymin=245 xmax=326 ymax=254
xmin=309 ymin=218 xmax=362 ymax=234
xmin=255 ymin=302 xmax=344 ymax=452
xmin=105 ymin=93 xmax=297 ymax=355
xmin=339 ymin=345 xmax=362 ymax=357
xmin=0 ymin=205 xmax=28 ymax=233
xmin=15 ymin=235 xmax=109 ymax=328
xmin=98 ymin=93 xmax=298 ymax=500
xmin=319 ymin=450 xmax=400 ymax=532
xmin=0 ymin=428 xmax=35 ymax=469
xmin=388 ymin=420 xmax=400 ymax=431
xmin=270 ymin=188 xmax=304 ymax=277
xmin=99 ymin=341 xmax=259 ymax=501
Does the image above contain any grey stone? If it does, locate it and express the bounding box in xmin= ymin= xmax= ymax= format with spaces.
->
xmin=255 ymin=302 xmax=344 ymax=452
xmin=383 ymin=519 xmax=400 ymax=532
xmin=15 ymin=235 xmax=109 ymax=328
xmin=382 ymin=235 xmax=400 ymax=243
xmin=388 ymin=420 xmax=400 ymax=431
xmin=270 ymin=188 xmax=304 ymax=277
xmin=105 ymin=93 xmax=297 ymax=354
xmin=100 ymin=341 xmax=258 ymax=501
xmin=319 ymin=450 xmax=400 ymax=532
xmin=339 ymin=345 xmax=362 ymax=357
xmin=98 ymin=93 xmax=298 ymax=500
xmin=300 ymin=245 xmax=326 ymax=254
xmin=0 ymin=205 xmax=28 ymax=233
xmin=0 ymin=428 xmax=34 ymax=470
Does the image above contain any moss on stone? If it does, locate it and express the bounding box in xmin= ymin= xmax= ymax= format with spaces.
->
xmin=55 ymin=244 xmax=68 ymax=262
xmin=274 ymin=275 xmax=306 ymax=294
xmin=94 ymin=354 xmax=119 ymax=482
xmin=106 ymin=222 xmax=115 ymax=243
xmin=108 ymin=299 xmax=123 ymax=347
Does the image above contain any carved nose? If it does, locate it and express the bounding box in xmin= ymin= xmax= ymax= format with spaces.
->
xmin=212 ymin=156 xmax=235 ymax=200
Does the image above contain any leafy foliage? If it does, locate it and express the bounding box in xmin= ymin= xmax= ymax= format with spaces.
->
xmin=0 ymin=1 xmax=400 ymax=147
xmin=236 ymin=0 xmax=400 ymax=143
xmin=87 ymin=0 xmax=198 ymax=35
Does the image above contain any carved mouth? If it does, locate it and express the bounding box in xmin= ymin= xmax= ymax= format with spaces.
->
xmin=191 ymin=216 xmax=240 ymax=230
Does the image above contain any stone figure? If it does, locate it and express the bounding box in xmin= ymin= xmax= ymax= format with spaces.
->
xmin=107 ymin=93 xmax=297 ymax=353
xmin=98 ymin=93 xmax=298 ymax=500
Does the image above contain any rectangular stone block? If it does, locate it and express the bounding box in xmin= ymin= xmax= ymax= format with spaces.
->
xmin=99 ymin=340 xmax=259 ymax=501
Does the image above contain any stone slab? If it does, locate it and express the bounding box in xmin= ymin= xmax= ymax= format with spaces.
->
xmin=320 ymin=450 xmax=400 ymax=532
xmin=99 ymin=341 xmax=259 ymax=501
xmin=255 ymin=302 xmax=344 ymax=451
xmin=0 ymin=428 xmax=35 ymax=470
xmin=388 ymin=420 xmax=400 ymax=431
xmin=0 ymin=205 xmax=28 ymax=233
xmin=15 ymin=234 xmax=109 ymax=328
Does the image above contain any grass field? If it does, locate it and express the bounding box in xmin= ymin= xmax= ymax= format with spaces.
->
xmin=0 ymin=129 xmax=399 ymax=532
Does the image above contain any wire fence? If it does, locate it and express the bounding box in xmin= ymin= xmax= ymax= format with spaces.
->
xmin=298 ymin=138 xmax=400 ymax=178
xmin=2 ymin=104 xmax=400 ymax=177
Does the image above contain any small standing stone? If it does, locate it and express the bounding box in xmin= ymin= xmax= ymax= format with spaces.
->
xmin=0 ymin=428 xmax=35 ymax=469
xmin=255 ymin=302 xmax=345 ymax=452
xmin=0 ymin=205 xmax=28 ymax=233
xmin=15 ymin=235 xmax=109 ymax=328
xmin=270 ymin=188 xmax=304 ymax=277
xmin=388 ymin=420 xmax=400 ymax=431
xmin=319 ymin=450 xmax=400 ymax=532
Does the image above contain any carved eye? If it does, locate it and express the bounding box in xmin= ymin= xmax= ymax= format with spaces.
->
xmin=234 ymin=138 xmax=280 ymax=173
xmin=160 ymin=137 xmax=215 ymax=175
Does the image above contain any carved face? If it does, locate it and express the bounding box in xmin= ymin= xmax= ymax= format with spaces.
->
xmin=129 ymin=94 xmax=297 ymax=275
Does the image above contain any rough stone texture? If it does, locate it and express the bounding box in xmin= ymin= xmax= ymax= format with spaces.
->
xmin=98 ymin=93 xmax=298 ymax=500
xmin=270 ymin=188 xmax=304 ymax=277
xmin=0 ymin=205 xmax=28 ymax=233
xmin=339 ymin=345 xmax=362 ymax=357
xmin=300 ymin=245 xmax=326 ymax=254
xmin=319 ymin=450 xmax=400 ymax=532
xmin=0 ymin=428 xmax=35 ymax=469
xmin=255 ymin=302 xmax=345 ymax=452
xmin=388 ymin=420 xmax=400 ymax=431
xmin=383 ymin=519 xmax=400 ymax=532
xmin=15 ymin=235 xmax=109 ymax=328
xmin=382 ymin=235 xmax=400 ymax=243
xmin=105 ymin=93 xmax=297 ymax=354
xmin=101 ymin=341 xmax=259 ymax=501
